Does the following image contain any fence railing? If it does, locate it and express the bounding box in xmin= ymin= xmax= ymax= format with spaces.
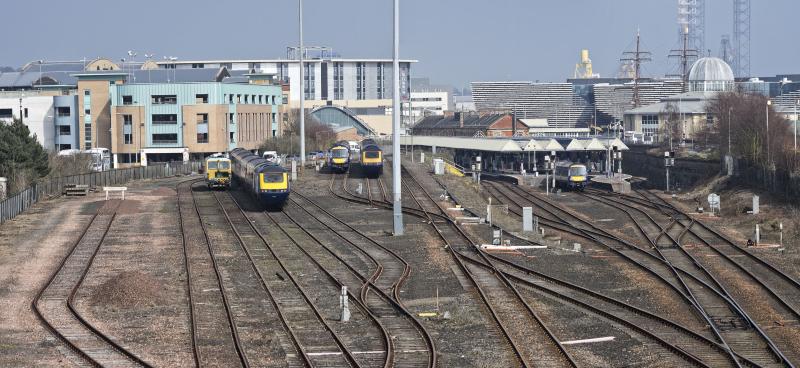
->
xmin=0 ymin=161 xmax=201 ymax=224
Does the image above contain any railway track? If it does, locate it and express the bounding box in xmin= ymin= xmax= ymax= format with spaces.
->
xmin=177 ymin=179 xmax=249 ymax=367
xmin=285 ymin=191 xmax=437 ymax=367
xmin=222 ymin=188 xmax=371 ymax=367
xmin=33 ymin=198 xmax=153 ymax=367
xmin=480 ymin=179 xmax=792 ymax=367
xmin=411 ymin=169 xmax=773 ymax=367
xmin=582 ymin=188 xmax=800 ymax=366
xmin=400 ymin=168 xmax=578 ymax=368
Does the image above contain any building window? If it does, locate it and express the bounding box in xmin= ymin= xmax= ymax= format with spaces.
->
xmin=152 ymin=133 xmax=178 ymax=144
xmin=122 ymin=95 xmax=133 ymax=105
xmin=84 ymin=124 xmax=91 ymax=149
xmin=0 ymin=109 xmax=12 ymax=118
xmin=356 ymin=62 xmax=366 ymax=100
xmin=84 ymin=90 xmax=90 ymax=96
xmin=249 ymin=62 xmax=261 ymax=70
xmin=85 ymin=108 xmax=90 ymax=115
xmin=191 ymin=63 xmax=205 ymax=69
xmin=333 ymin=62 xmax=344 ymax=100
xmin=197 ymin=113 xmax=209 ymax=143
xmin=123 ymin=115 xmax=133 ymax=144
xmin=56 ymin=106 xmax=71 ymax=117
xmin=23 ymin=108 xmax=28 ymax=118
xmin=58 ymin=144 xmax=71 ymax=151
xmin=304 ymin=62 xmax=315 ymax=99
xmin=151 ymin=95 xmax=177 ymax=105
xmin=377 ymin=63 xmax=385 ymax=99
xmin=152 ymin=114 xmax=178 ymax=124
xmin=230 ymin=131 xmax=235 ymax=143
xmin=196 ymin=94 xmax=208 ymax=104
xmin=58 ymin=125 xmax=71 ymax=135
xmin=642 ymin=114 xmax=659 ymax=125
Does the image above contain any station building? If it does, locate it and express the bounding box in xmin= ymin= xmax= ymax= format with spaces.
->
xmin=623 ymin=57 xmax=734 ymax=143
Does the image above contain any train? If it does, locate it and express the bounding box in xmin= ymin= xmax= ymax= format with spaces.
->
xmin=360 ymin=138 xmax=383 ymax=177
xmin=205 ymin=154 xmax=232 ymax=189
xmin=553 ymin=162 xmax=588 ymax=191
xmin=230 ymin=148 xmax=290 ymax=208
xmin=328 ymin=141 xmax=351 ymax=173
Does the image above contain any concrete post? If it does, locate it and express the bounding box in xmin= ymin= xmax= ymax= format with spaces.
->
xmin=522 ymin=207 xmax=533 ymax=232
xmin=291 ymin=160 xmax=297 ymax=181
xmin=420 ymin=152 xmax=425 ymax=163
xmin=339 ymin=286 xmax=350 ymax=322
xmin=755 ymin=224 xmax=760 ymax=245
xmin=0 ymin=177 xmax=6 ymax=201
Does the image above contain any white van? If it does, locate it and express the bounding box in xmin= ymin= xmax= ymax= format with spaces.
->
xmin=348 ymin=141 xmax=360 ymax=154
xmin=262 ymin=150 xmax=280 ymax=164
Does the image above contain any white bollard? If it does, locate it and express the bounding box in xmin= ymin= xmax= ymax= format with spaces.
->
xmin=420 ymin=152 xmax=425 ymax=163
xmin=291 ymin=160 xmax=297 ymax=181
xmin=340 ymin=286 xmax=350 ymax=322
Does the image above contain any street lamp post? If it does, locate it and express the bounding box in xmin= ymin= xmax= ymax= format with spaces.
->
xmin=795 ymin=100 xmax=798 ymax=151
xmin=298 ymin=0 xmax=306 ymax=169
xmin=391 ymin=0 xmax=404 ymax=236
xmin=728 ymin=107 xmax=732 ymax=156
xmin=766 ymin=100 xmax=771 ymax=165
xmin=18 ymin=94 xmax=23 ymax=124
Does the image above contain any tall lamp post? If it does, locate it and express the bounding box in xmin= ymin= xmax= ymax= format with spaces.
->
xmin=298 ymin=0 xmax=306 ymax=169
xmin=391 ymin=0 xmax=404 ymax=235
xmin=795 ymin=99 xmax=798 ymax=151
xmin=766 ymin=100 xmax=771 ymax=165
xmin=728 ymin=107 xmax=732 ymax=156
xmin=18 ymin=94 xmax=24 ymax=124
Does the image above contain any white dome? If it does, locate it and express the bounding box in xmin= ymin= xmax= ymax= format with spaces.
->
xmin=688 ymin=57 xmax=734 ymax=92
xmin=689 ymin=57 xmax=734 ymax=82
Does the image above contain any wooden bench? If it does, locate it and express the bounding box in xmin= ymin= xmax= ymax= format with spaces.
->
xmin=103 ymin=186 xmax=128 ymax=200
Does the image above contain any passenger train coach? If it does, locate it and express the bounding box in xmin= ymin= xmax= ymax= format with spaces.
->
xmin=554 ymin=162 xmax=588 ymax=191
xmin=360 ymin=138 xmax=383 ymax=177
xmin=230 ymin=148 xmax=290 ymax=208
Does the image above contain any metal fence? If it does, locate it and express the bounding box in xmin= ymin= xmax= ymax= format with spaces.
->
xmin=0 ymin=161 xmax=201 ymax=224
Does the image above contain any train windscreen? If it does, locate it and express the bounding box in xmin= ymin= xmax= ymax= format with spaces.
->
xmin=365 ymin=151 xmax=380 ymax=159
xmin=219 ymin=161 xmax=230 ymax=169
xmin=569 ymin=166 xmax=587 ymax=176
xmin=207 ymin=161 xmax=218 ymax=170
xmin=332 ymin=148 xmax=349 ymax=158
xmin=264 ymin=173 xmax=284 ymax=183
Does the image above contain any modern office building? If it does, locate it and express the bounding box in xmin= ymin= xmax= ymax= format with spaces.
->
xmin=73 ymin=69 xmax=282 ymax=167
xmin=0 ymin=92 xmax=79 ymax=151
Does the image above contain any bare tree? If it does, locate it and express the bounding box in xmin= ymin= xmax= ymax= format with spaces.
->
xmin=660 ymin=101 xmax=681 ymax=150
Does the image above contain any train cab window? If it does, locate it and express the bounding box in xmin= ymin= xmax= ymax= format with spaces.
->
xmin=332 ymin=149 xmax=349 ymax=158
xmin=364 ymin=151 xmax=380 ymax=159
xmin=569 ymin=166 xmax=587 ymax=176
xmin=264 ymin=173 xmax=284 ymax=183
xmin=219 ymin=161 xmax=230 ymax=170
xmin=207 ymin=161 xmax=218 ymax=170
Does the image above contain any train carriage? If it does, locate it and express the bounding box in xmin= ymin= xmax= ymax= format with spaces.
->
xmin=360 ymin=139 xmax=383 ymax=177
xmin=230 ymin=148 xmax=290 ymax=208
xmin=328 ymin=141 xmax=351 ymax=173
xmin=205 ymin=155 xmax=232 ymax=189
xmin=554 ymin=162 xmax=588 ymax=191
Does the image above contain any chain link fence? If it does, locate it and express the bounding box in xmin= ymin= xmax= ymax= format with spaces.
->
xmin=0 ymin=161 xmax=201 ymax=224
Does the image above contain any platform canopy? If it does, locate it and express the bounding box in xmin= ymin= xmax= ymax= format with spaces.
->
xmin=519 ymin=138 xmax=564 ymax=152
xmin=401 ymin=135 xmax=627 ymax=153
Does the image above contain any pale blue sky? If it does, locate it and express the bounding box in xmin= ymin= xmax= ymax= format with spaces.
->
xmin=1 ymin=0 xmax=797 ymax=88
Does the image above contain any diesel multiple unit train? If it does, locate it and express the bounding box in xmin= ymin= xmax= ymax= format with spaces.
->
xmin=229 ymin=148 xmax=290 ymax=208
xmin=204 ymin=154 xmax=232 ymax=189
xmin=328 ymin=141 xmax=351 ymax=173
xmin=553 ymin=162 xmax=588 ymax=191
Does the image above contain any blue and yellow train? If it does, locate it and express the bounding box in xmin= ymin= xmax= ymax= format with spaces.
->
xmin=230 ymin=148 xmax=290 ymax=208
xmin=360 ymin=138 xmax=383 ymax=177
xmin=554 ymin=162 xmax=588 ymax=191
xmin=328 ymin=141 xmax=351 ymax=173
xmin=205 ymin=155 xmax=232 ymax=189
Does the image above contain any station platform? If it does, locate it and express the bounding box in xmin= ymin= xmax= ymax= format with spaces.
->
xmin=590 ymin=174 xmax=632 ymax=193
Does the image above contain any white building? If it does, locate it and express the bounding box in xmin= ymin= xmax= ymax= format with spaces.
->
xmin=409 ymin=90 xmax=449 ymax=120
xmin=453 ymin=95 xmax=476 ymax=112
xmin=0 ymin=92 xmax=79 ymax=151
